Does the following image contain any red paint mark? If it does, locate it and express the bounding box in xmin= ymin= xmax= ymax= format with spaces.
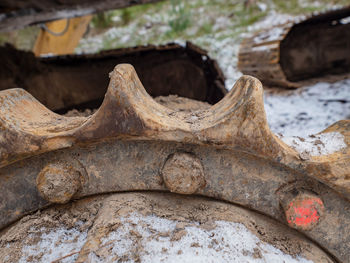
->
xmin=286 ymin=196 xmax=324 ymax=230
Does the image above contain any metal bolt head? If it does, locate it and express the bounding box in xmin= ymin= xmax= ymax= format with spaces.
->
xmin=284 ymin=192 xmax=325 ymax=231
xmin=162 ymin=153 xmax=205 ymax=194
xmin=36 ymin=162 xmax=82 ymax=204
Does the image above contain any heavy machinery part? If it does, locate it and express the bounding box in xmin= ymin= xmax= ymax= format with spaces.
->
xmin=0 ymin=0 xmax=163 ymax=32
xmin=33 ymin=16 xmax=93 ymax=56
xmin=0 ymin=64 xmax=349 ymax=261
xmin=0 ymin=192 xmax=334 ymax=262
xmin=238 ymin=5 xmax=350 ymax=88
xmin=0 ymin=42 xmax=226 ymax=112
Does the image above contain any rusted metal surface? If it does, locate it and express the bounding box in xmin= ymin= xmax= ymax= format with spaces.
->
xmin=162 ymin=152 xmax=206 ymax=195
xmin=0 ymin=42 xmax=226 ymax=112
xmin=36 ymin=161 xmax=85 ymax=204
xmin=238 ymin=5 xmax=350 ymax=88
xmin=0 ymin=64 xmax=349 ymax=261
xmin=0 ymin=0 xmax=164 ymax=32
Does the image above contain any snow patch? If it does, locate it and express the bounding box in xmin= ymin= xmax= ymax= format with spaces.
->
xmin=247 ymin=12 xmax=295 ymax=32
xmin=340 ymin=16 xmax=350 ymax=25
xmin=265 ymin=79 xmax=350 ymax=137
xmin=253 ymin=27 xmax=285 ymax=43
xmin=19 ymin=226 xmax=87 ymax=263
xmin=257 ymin=2 xmax=267 ymax=12
xmin=89 ymin=212 xmax=313 ymax=263
xmin=281 ymin=132 xmax=347 ymax=157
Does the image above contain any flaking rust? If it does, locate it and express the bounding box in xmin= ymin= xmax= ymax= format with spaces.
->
xmin=0 ymin=64 xmax=349 ymax=262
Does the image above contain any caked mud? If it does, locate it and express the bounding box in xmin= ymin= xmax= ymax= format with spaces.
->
xmin=0 ymin=193 xmax=333 ymax=262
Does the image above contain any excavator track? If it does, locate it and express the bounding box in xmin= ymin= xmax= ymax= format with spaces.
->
xmin=0 ymin=64 xmax=349 ymax=262
xmin=0 ymin=42 xmax=226 ymax=112
xmin=238 ymin=6 xmax=350 ymax=88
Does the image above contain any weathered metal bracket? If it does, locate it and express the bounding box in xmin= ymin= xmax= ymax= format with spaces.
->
xmin=0 ymin=64 xmax=349 ymax=262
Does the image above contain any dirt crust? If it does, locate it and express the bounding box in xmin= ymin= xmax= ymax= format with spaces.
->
xmin=0 ymin=192 xmax=333 ymax=263
xmin=155 ymin=95 xmax=211 ymax=112
xmin=63 ymin=95 xmax=211 ymax=117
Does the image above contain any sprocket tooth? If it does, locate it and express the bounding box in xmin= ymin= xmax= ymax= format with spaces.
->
xmin=0 ymin=64 xmax=298 ymax=167
xmin=73 ymin=63 xmax=182 ymax=141
xmin=304 ymin=120 xmax=350 ymax=199
xmin=0 ymin=88 xmax=85 ymax=168
xmin=76 ymin=65 xmax=296 ymax=162
xmin=195 ymin=75 xmax=295 ymax=161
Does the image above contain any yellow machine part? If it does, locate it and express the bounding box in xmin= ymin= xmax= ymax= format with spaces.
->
xmin=33 ymin=15 xmax=92 ymax=56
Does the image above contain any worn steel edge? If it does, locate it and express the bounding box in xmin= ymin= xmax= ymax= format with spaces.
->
xmin=0 ymin=64 xmax=349 ymax=262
